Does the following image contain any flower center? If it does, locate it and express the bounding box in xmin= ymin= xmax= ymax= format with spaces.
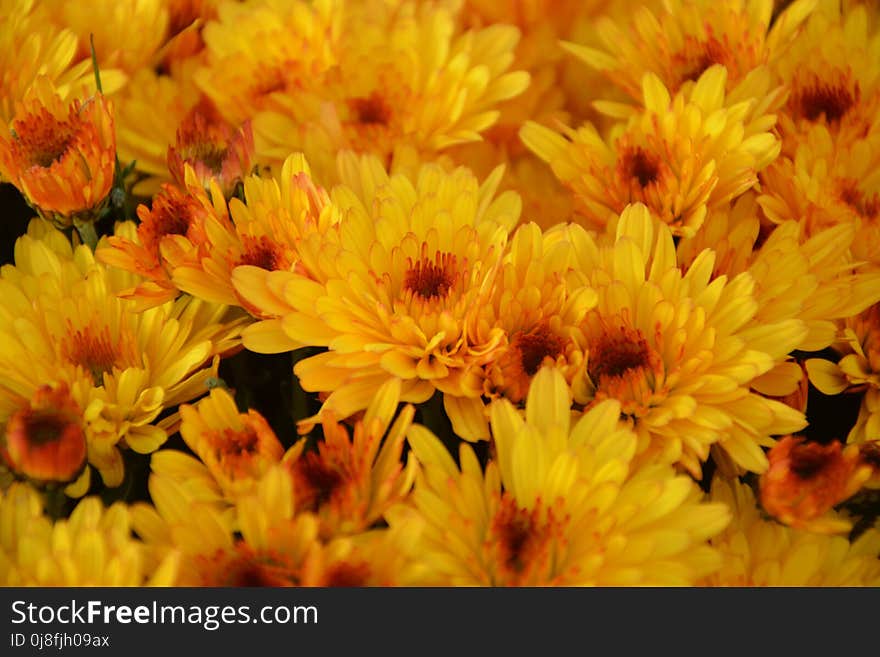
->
xmin=290 ymin=453 xmax=345 ymax=511
xmin=203 ymin=545 xmax=299 ymax=587
xmin=839 ymin=181 xmax=880 ymax=221
xmin=238 ymin=236 xmax=286 ymax=270
xmin=516 ymin=325 xmax=567 ymax=377
xmin=350 ymin=92 xmax=392 ymax=126
xmin=323 ymin=561 xmax=372 ymax=587
xmin=404 ymin=251 xmax=459 ymax=301
xmin=21 ymin=412 xmax=69 ymax=446
xmin=789 ymin=442 xmax=834 ymax=480
xmin=62 ymin=325 xmax=122 ymax=385
xmin=675 ymin=34 xmax=732 ymax=86
xmin=793 ymin=77 xmax=857 ymax=124
xmin=16 ymin=110 xmax=75 ymax=168
xmin=489 ymin=494 xmax=559 ymax=583
xmin=588 ymin=324 xmax=654 ymax=382
xmin=619 ymin=146 xmax=661 ymax=188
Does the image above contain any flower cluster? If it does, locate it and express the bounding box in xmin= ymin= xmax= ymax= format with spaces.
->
xmin=1 ymin=0 xmax=879 ymax=587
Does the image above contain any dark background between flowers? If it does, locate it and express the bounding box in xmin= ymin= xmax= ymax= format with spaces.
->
xmin=1 ymin=180 xmax=878 ymax=541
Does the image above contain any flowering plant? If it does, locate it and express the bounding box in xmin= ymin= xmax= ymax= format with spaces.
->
xmin=1 ymin=0 xmax=879 ymax=587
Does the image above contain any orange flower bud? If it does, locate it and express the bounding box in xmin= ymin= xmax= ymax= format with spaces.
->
xmin=0 ymin=77 xmax=115 ymax=227
xmin=167 ymin=101 xmax=254 ymax=198
xmin=760 ymin=435 xmax=871 ymax=533
xmin=1 ymin=384 xmax=87 ymax=484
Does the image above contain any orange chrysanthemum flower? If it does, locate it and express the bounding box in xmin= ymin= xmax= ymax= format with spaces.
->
xmin=166 ymin=101 xmax=255 ymax=198
xmin=96 ymin=182 xmax=213 ymax=310
xmin=1 ymin=383 xmax=87 ymax=487
xmin=443 ymin=221 xmax=597 ymax=441
xmin=177 ymin=387 xmax=285 ymax=499
xmin=284 ymin=379 xmax=417 ymax=539
xmin=760 ymin=435 xmax=872 ymax=533
xmin=0 ymin=78 xmax=115 ymax=228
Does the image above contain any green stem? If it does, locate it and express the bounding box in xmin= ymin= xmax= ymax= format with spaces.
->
xmin=74 ymin=221 xmax=98 ymax=251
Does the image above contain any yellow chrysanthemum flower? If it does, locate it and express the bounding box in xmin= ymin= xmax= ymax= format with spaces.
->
xmin=0 ymin=482 xmax=178 ymax=586
xmin=772 ymin=2 xmax=880 ymax=154
xmin=0 ymin=220 xmax=245 ymax=491
xmin=391 ymin=367 xmax=729 ymax=585
xmin=443 ymin=221 xmax=597 ymax=441
xmin=561 ymin=204 xmax=807 ymax=475
xmin=701 ymin=477 xmax=880 ymax=586
xmin=233 ymin=152 xmax=520 ymax=428
xmin=43 ymin=0 xmax=170 ymax=75
xmin=676 ymin=194 xmax=880 ymax=412
xmin=132 ymin=465 xmax=426 ymax=586
xmin=176 ymin=387 xmax=285 ymax=499
xmin=193 ymin=0 xmax=338 ymax=127
xmin=250 ymin=0 xmax=529 ymax=183
xmin=0 ymin=0 xmax=124 ymax=127
xmin=566 ymin=0 xmax=815 ymax=103
xmin=521 ymin=65 xmax=780 ymax=237
xmin=758 ymin=126 xmax=880 ymax=262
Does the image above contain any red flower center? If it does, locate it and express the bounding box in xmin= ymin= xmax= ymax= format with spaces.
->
xmin=619 ymin=146 xmax=662 ymax=188
xmin=350 ymin=93 xmax=392 ymax=126
xmin=516 ymin=325 xmax=567 ymax=377
xmin=404 ymin=251 xmax=459 ymax=300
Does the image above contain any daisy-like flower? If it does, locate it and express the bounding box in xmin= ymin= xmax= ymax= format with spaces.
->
xmin=1 ymin=383 xmax=87 ymax=489
xmin=444 ymin=221 xmax=597 ymax=441
xmin=285 ymin=378 xmax=417 ymax=539
xmin=758 ymin=126 xmax=880 ymax=260
xmin=43 ymin=0 xmax=170 ymax=75
xmin=391 ymin=367 xmax=729 ymax=585
xmin=233 ymin=152 xmax=519 ymax=430
xmin=171 ymin=154 xmax=337 ymax=315
xmin=0 ymin=0 xmax=124 ymax=126
xmin=192 ymin=0 xmax=339 ymax=127
xmin=98 ymin=154 xmax=333 ymax=316
xmin=132 ymin=465 xmax=426 ymax=586
xmin=772 ymin=2 xmax=880 ymax=153
xmin=251 ymin=0 xmax=529 ymax=183
xmin=147 ymin=378 xmax=416 ymax=541
xmin=177 ymin=387 xmax=284 ymax=499
xmin=806 ymin=303 xmax=880 ymax=442
xmin=702 ymin=477 xmax=880 ymax=586
xmin=565 ymin=0 xmax=815 ymax=103
xmin=0 ymin=482 xmax=178 ymax=586
xmin=0 ymin=77 xmax=115 ymax=230
xmin=0 ymin=219 xmax=245 ymax=491
xmin=563 ymin=204 xmax=807 ymax=476
xmin=759 ymin=435 xmax=871 ymax=533
xmin=521 ymin=65 xmax=780 ymax=237
xmin=96 ymin=181 xmax=213 ymax=310
xmin=677 ymin=194 xmax=880 ymax=396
